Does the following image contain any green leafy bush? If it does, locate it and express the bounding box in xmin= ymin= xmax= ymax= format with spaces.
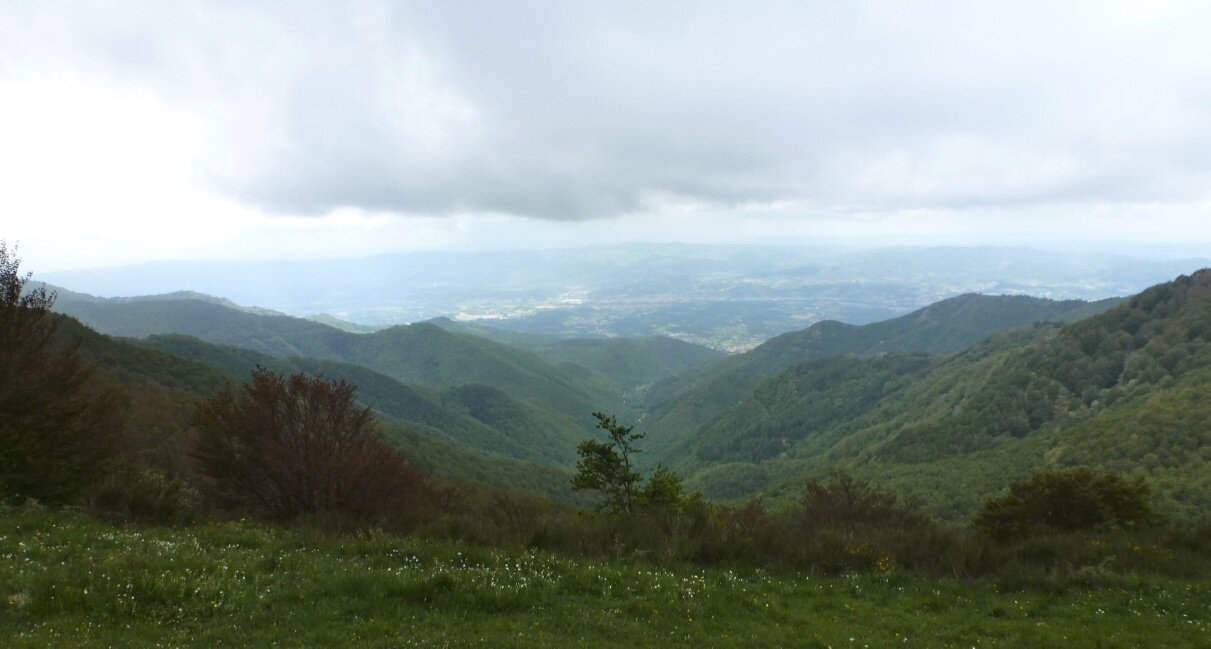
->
xmin=975 ymin=468 xmax=1158 ymax=539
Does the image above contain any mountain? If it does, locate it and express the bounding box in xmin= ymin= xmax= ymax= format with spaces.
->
xmin=53 ymin=317 xmax=580 ymax=500
xmin=426 ymin=316 xmax=725 ymax=391
xmin=57 ymin=316 xmax=235 ymax=396
xmin=47 ymin=284 xmax=288 ymax=316
xmin=680 ymin=270 xmax=1211 ymax=520
xmin=339 ymin=323 xmax=622 ymax=425
xmin=643 ymin=293 xmax=1120 ymax=460
xmin=47 ymin=285 xmax=352 ymax=357
xmin=137 ymin=334 xmax=586 ymax=468
xmin=304 ymin=313 xmax=384 ymax=333
xmin=44 ymin=269 xmax=1211 ymax=520
xmin=45 ymin=287 xmax=632 ymax=428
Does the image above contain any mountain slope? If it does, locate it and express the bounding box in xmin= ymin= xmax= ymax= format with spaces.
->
xmin=344 ymin=323 xmax=623 ymax=427
xmin=427 ymin=316 xmax=725 ymax=391
xmin=682 ymin=270 xmax=1211 ymax=519
xmin=139 ymin=335 xmax=586 ymax=467
xmin=47 ymin=287 xmax=629 ymax=428
xmin=49 ymin=286 xmax=353 ymax=358
xmin=644 ymin=293 xmax=1120 ymax=460
xmin=33 ymin=318 xmax=580 ymax=500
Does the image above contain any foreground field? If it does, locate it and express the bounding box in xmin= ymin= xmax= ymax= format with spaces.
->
xmin=1 ymin=508 xmax=1208 ymax=648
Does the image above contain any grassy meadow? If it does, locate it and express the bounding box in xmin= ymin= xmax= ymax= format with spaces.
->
xmin=2 ymin=507 xmax=1208 ymax=648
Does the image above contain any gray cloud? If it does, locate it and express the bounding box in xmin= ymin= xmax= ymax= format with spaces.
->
xmin=3 ymin=0 xmax=1211 ymax=220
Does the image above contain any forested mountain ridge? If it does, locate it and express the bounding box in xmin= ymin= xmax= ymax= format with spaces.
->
xmin=46 ymin=284 xmax=289 ymax=317
xmin=137 ymin=334 xmax=586 ymax=468
xmin=47 ymin=284 xmax=723 ymax=400
xmin=426 ymin=316 xmax=725 ymax=391
xmin=642 ymin=293 xmax=1121 ymax=459
xmin=33 ymin=271 xmax=1211 ymax=520
xmin=680 ymin=270 xmax=1211 ymax=519
xmin=43 ymin=286 xmax=636 ymax=428
xmin=48 ymin=316 xmax=580 ymax=500
xmin=47 ymin=286 xmax=352 ymax=358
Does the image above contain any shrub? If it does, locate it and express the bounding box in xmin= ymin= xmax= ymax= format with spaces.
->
xmin=89 ymin=467 xmax=203 ymax=525
xmin=190 ymin=367 xmax=435 ymax=527
xmin=974 ymin=468 xmax=1158 ymax=539
xmin=799 ymin=471 xmax=930 ymax=534
xmin=637 ymin=464 xmax=685 ymax=509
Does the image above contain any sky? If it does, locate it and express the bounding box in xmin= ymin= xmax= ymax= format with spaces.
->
xmin=2 ymin=0 xmax=1210 ymax=272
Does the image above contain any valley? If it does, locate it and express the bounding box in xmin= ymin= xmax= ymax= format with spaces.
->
xmin=41 ymin=245 xmax=1207 ymax=351
xmin=33 ymin=255 xmax=1211 ymax=522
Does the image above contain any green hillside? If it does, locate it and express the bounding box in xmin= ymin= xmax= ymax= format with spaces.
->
xmin=344 ymin=323 xmax=623 ymax=427
xmin=40 ymin=319 xmax=578 ymax=501
xmin=50 ymin=288 xmax=353 ymax=358
xmin=137 ymin=335 xmax=586 ymax=469
xmin=57 ymin=318 xmax=236 ymax=396
xmin=687 ymin=353 xmax=940 ymax=466
xmin=45 ymin=274 xmax=1211 ymax=521
xmin=48 ymin=288 xmax=630 ymax=428
xmin=529 ymin=336 xmax=724 ymax=390
xmin=681 ymin=271 xmax=1211 ymax=519
xmin=428 ymin=316 xmax=724 ymax=391
xmin=644 ymin=293 xmax=1119 ymax=460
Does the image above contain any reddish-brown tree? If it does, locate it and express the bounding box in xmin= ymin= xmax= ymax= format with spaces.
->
xmin=191 ymin=368 xmax=433 ymax=525
xmin=800 ymin=472 xmax=929 ymax=534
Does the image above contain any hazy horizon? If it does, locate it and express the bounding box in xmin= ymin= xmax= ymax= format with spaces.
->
xmin=15 ymin=240 xmax=1211 ymax=276
xmin=36 ymin=243 xmax=1210 ymax=350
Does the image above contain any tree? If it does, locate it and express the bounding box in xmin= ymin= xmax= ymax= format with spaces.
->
xmin=800 ymin=471 xmax=929 ymax=534
xmin=638 ymin=464 xmax=686 ymax=508
xmin=571 ymin=412 xmax=644 ymax=513
xmin=0 ymin=241 xmax=121 ymax=503
xmin=191 ymin=367 xmax=432 ymax=524
xmin=572 ymin=413 xmax=692 ymax=514
xmin=975 ymin=468 xmax=1158 ymax=539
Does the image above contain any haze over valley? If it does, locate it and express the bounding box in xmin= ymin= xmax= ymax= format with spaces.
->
xmin=39 ymin=244 xmax=1209 ymax=351
xmin=29 ymin=257 xmax=1211 ymax=518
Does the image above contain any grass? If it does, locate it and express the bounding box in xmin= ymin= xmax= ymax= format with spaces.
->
xmin=1 ymin=507 xmax=1209 ymax=648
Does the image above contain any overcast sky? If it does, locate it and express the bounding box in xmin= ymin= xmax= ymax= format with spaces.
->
xmin=2 ymin=1 xmax=1210 ymax=271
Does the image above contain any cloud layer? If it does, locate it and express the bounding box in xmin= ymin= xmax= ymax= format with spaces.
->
xmin=4 ymin=0 xmax=1210 ymax=223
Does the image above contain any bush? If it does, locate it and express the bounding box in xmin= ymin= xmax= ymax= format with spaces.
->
xmin=637 ymin=464 xmax=685 ymax=509
xmin=190 ymin=367 xmax=435 ymax=528
xmin=89 ymin=467 xmax=203 ymax=525
xmin=799 ymin=471 xmax=931 ymax=534
xmin=974 ymin=468 xmax=1158 ymax=539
